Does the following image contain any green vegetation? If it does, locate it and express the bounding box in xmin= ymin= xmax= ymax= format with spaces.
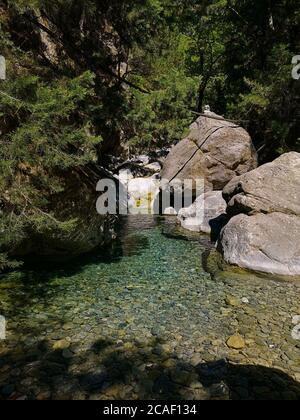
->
xmin=0 ymin=0 xmax=299 ymax=269
xmin=126 ymin=0 xmax=300 ymax=158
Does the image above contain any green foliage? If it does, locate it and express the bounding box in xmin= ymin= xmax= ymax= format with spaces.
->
xmin=0 ymin=69 xmax=100 ymax=263
xmin=0 ymin=3 xmax=106 ymax=265
xmin=0 ymin=0 xmax=299 ymax=270
xmin=126 ymin=33 xmax=198 ymax=150
xmin=125 ymin=0 xmax=299 ymax=157
xmin=0 ymin=252 xmax=22 ymax=271
xmin=1 ymin=70 xmax=101 ymax=180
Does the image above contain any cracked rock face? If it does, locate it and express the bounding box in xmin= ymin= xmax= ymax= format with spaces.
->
xmin=219 ymin=152 xmax=300 ymax=276
xmin=161 ymin=112 xmax=257 ymax=192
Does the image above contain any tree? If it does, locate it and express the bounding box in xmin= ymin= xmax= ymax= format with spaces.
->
xmin=0 ymin=0 xmax=165 ymax=268
xmin=0 ymin=0 xmax=299 ymax=269
xmin=169 ymin=0 xmax=300 ymax=160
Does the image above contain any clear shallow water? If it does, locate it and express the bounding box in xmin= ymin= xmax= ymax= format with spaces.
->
xmin=0 ymin=216 xmax=300 ymax=400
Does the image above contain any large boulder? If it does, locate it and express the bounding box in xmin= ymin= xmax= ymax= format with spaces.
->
xmin=219 ymin=152 xmax=300 ymax=276
xmin=223 ymin=152 xmax=300 ymax=216
xmin=178 ymin=191 xmax=227 ymax=235
xmin=10 ymin=166 xmax=118 ymax=260
xmin=161 ymin=112 xmax=257 ymax=192
xmin=219 ymin=213 xmax=300 ymax=276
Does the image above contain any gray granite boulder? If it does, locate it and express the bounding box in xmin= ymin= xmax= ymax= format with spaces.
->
xmin=218 ymin=212 xmax=300 ymax=276
xmin=223 ymin=152 xmax=300 ymax=216
xmin=161 ymin=112 xmax=257 ymax=192
xmin=219 ymin=152 xmax=300 ymax=276
xmin=178 ymin=191 xmax=227 ymax=235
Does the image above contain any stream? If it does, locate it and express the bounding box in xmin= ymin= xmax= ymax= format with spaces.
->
xmin=0 ymin=216 xmax=300 ymax=400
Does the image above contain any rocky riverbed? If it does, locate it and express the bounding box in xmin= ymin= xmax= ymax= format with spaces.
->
xmin=0 ymin=217 xmax=299 ymax=400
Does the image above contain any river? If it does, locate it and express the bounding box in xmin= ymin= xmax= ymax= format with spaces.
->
xmin=0 ymin=216 xmax=299 ymax=400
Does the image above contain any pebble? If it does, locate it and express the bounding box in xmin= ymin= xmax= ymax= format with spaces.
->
xmin=62 ymin=349 xmax=73 ymax=359
xmin=242 ymin=298 xmax=250 ymax=304
xmin=52 ymin=340 xmax=70 ymax=351
xmin=225 ymin=296 xmax=240 ymax=307
xmin=226 ymin=335 xmax=246 ymax=350
xmin=292 ymin=315 xmax=300 ymax=325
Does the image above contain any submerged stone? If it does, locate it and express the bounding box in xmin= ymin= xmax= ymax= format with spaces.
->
xmin=226 ymin=335 xmax=246 ymax=350
xmin=225 ymin=296 xmax=240 ymax=307
xmin=52 ymin=340 xmax=70 ymax=351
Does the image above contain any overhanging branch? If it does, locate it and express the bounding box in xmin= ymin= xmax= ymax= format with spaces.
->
xmin=23 ymin=13 xmax=150 ymax=94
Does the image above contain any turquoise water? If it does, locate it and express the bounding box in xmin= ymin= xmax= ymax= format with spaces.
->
xmin=0 ymin=217 xmax=300 ymax=400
